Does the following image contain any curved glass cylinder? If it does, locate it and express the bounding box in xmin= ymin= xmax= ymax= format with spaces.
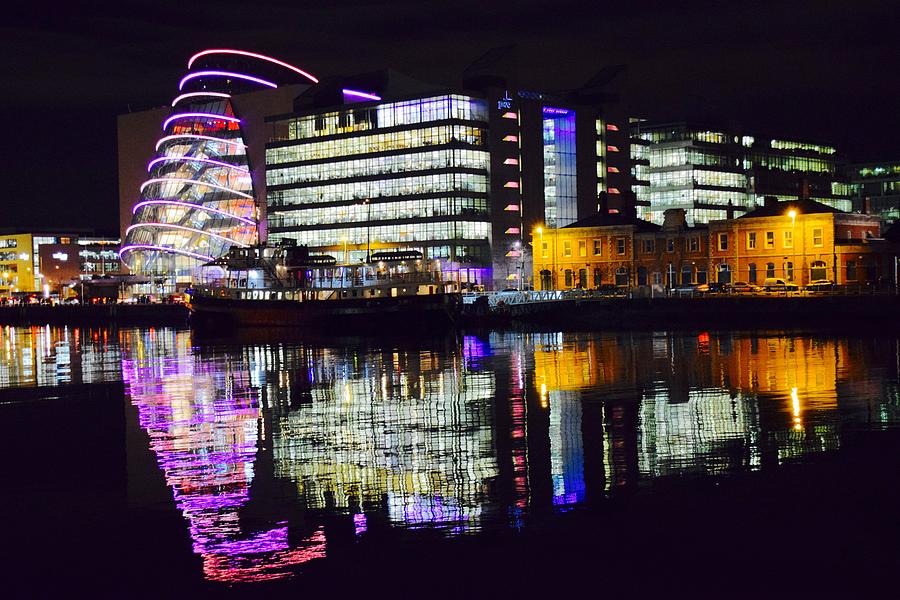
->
xmin=121 ymin=51 xmax=316 ymax=285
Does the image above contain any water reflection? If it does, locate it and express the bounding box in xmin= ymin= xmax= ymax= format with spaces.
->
xmin=113 ymin=328 xmax=900 ymax=583
xmin=0 ymin=325 xmax=121 ymax=388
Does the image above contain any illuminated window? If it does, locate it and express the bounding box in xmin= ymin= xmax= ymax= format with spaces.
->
xmin=502 ymin=111 xmax=517 ymax=119
xmin=608 ymin=187 xmax=621 ymax=194
xmin=504 ymin=158 xmax=519 ymax=165
xmin=811 ymin=260 xmax=827 ymax=280
xmin=608 ymin=145 xmax=620 ymax=152
xmin=765 ymin=231 xmax=775 ymax=248
xmin=504 ymin=204 xmax=519 ymax=211
xmin=747 ymin=232 xmax=756 ymax=249
xmin=503 ymin=135 xmax=518 ymax=142
xmin=718 ymin=233 xmax=728 ymax=251
xmin=541 ymin=242 xmax=549 ymax=258
xmin=578 ymin=240 xmax=587 ymax=257
xmin=813 ymin=228 xmax=823 ymax=246
xmin=616 ymin=238 xmax=626 ymax=255
xmin=785 ymin=261 xmax=794 ymax=280
xmin=607 ymin=123 xmax=619 ymax=131
xmin=783 ymin=230 xmax=793 ymax=248
xmin=504 ymin=181 xmax=519 ymax=188
xmin=505 ymin=227 xmax=520 ymax=234
xmin=593 ymin=240 xmax=602 ymax=256
xmin=607 ymin=166 xmax=619 ymax=173
xmin=563 ymin=241 xmax=572 ymax=257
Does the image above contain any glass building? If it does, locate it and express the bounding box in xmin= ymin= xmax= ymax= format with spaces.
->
xmin=630 ymin=122 xmax=851 ymax=225
xmin=120 ymin=50 xmax=318 ymax=289
xmin=847 ymin=161 xmax=900 ymax=223
xmin=266 ymin=93 xmax=492 ymax=284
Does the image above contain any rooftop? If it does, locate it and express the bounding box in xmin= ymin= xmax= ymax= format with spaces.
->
xmin=563 ymin=211 xmax=661 ymax=232
xmin=739 ymin=198 xmax=843 ymax=219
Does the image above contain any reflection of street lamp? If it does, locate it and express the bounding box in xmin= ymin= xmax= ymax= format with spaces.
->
xmin=787 ymin=208 xmax=800 ymax=283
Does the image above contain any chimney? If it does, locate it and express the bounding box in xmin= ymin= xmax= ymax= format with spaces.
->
xmin=662 ymin=208 xmax=687 ymax=230
xmin=800 ymin=178 xmax=810 ymax=200
xmin=598 ymin=191 xmax=609 ymax=215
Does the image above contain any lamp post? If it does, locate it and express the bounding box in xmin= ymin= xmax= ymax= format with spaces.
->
xmin=536 ymin=226 xmax=544 ymax=290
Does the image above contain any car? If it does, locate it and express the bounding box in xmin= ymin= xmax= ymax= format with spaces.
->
xmin=671 ymin=284 xmax=698 ymax=297
xmin=696 ymin=282 xmax=726 ymax=294
xmin=762 ymin=277 xmax=799 ymax=292
xmin=805 ymin=279 xmax=835 ymax=292
xmin=729 ymin=281 xmax=760 ymax=293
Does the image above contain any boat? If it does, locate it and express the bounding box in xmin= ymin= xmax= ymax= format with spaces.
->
xmin=185 ymin=243 xmax=461 ymax=329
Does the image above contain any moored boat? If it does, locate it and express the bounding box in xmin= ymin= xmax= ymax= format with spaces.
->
xmin=186 ymin=243 xmax=461 ymax=329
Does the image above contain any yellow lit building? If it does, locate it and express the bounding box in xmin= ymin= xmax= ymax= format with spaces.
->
xmin=0 ymin=233 xmax=37 ymax=295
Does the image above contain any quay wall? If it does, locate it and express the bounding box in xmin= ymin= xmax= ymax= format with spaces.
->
xmin=0 ymin=304 xmax=189 ymax=327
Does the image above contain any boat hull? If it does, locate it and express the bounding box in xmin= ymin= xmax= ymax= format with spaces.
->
xmin=187 ymin=291 xmax=461 ymax=330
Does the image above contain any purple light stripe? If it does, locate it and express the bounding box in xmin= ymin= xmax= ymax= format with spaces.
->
xmin=119 ymin=244 xmax=214 ymax=262
xmin=156 ymin=134 xmax=246 ymax=151
xmin=188 ymin=49 xmax=319 ymax=83
xmin=342 ymin=88 xmax=381 ymax=101
xmin=132 ymin=200 xmax=256 ymax=225
xmin=139 ymin=177 xmax=253 ymax=199
xmin=147 ymin=156 xmax=249 ymax=173
xmin=163 ymin=112 xmax=241 ymax=131
xmin=126 ymin=222 xmax=250 ymax=246
xmin=179 ymin=70 xmax=277 ymax=91
xmin=172 ymin=92 xmax=232 ymax=107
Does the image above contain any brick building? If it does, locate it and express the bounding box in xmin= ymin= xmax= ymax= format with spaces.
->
xmin=533 ymin=199 xmax=893 ymax=290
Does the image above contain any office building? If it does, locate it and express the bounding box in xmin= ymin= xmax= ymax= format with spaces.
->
xmin=630 ymin=122 xmax=851 ymax=225
xmin=265 ymin=66 xmax=631 ymax=290
xmin=0 ymin=231 xmax=121 ymax=296
xmin=847 ymin=161 xmax=900 ymax=223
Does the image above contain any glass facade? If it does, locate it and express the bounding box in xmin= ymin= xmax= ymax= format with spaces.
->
xmin=633 ymin=123 xmax=850 ymax=225
xmin=119 ymin=51 xmax=316 ymax=287
xmin=542 ymin=108 xmax=577 ymax=228
xmin=266 ymin=94 xmax=491 ymax=270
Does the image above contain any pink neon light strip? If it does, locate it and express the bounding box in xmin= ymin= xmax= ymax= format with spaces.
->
xmin=179 ymin=70 xmax=277 ymax=91
xmin=163 ymin=112 xmax=241 ymax=131
xmin=126 ymin=222 xmax=250 ymax=246
xmin=342 ymin=88 xmax=381 ymax=101
xmin=140 ymin=177 xmax=253 ymax=199
xmin=188 ymin=49 xmax=319 ymax=83
xmin=155 ymin=134 xmax=246 ymax=151
xmin=171 ymin=91 xmax=231 ymax=107
xmin=147 ymin=155 xmax=249 ymax=173
xmin=119 ymin=244 xmax=214 ymax=262
xmin=132 ymin=200 xmax=255 ymax=225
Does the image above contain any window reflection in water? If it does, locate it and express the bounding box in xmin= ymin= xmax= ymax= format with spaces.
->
xmin=111 ymin=328 xmax=900 ymax=583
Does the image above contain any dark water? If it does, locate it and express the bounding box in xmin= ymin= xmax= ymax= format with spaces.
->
xmin=3 ymin=325 xmax=900 ymax=593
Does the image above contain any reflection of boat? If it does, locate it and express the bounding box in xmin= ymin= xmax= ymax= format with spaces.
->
xmin=186 ymin=244 xmax=461 ymax=328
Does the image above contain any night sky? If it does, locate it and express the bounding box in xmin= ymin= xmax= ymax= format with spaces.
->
xmin=3 ymin=0 xmax=897 ymax=233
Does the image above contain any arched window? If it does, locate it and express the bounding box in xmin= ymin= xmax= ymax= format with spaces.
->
xmin=593 ymin=268 xmax=602 ymax=287
xmin=615 ymin=267 xmax=629 ymax=287
xmin=784 ymin=261 xmax=794 ymax=281
xmin=637 ymin=266 xmax=648 ymax=286
xmin=578 ymin=269 xmax=587 ymax=289
xmin=681 ymin=265 xmax=692 ymax=285
xmin=766 ymin=262 xmax=775 ymax=278
xmin=564 ymin=269 xmax=573 ymax=287
xmin=748 ymin=263 xmax=757 ymax=283
xmin=718 ymin=263 xmax=731 ymax=284
xmin=666 ymin=264 xmax=676 ymax=287
xmin=811 ymin=260 xmax=827 ymax=281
